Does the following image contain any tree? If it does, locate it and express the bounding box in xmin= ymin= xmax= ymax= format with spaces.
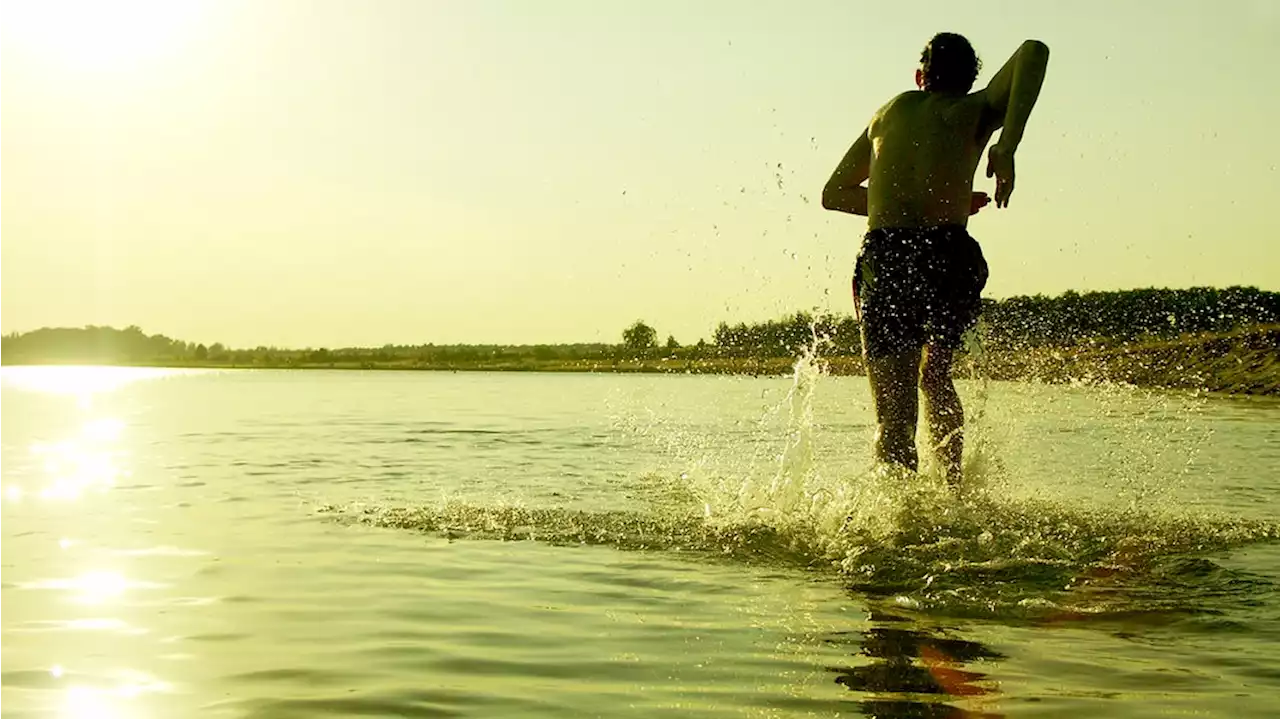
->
xmin=622 ymin=320 xmax=657 ymax=351
xmin=194 ymin=343 xmax=209 ymax=361
xmin=665 ymin=335 xmax=680 ymax=350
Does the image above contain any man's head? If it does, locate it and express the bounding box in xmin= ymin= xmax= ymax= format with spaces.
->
xmin=916 ymin=33 xmax=981 ymax=95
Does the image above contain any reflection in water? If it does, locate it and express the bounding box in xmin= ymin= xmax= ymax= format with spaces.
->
xmin=12 ymin=417 xmax=129 ymax=502
xmin=23 ymin=658 xmax=171 ymax=718
xmin=828 ymin=609 xmax=1005 ymax=718
xmin=33 ymin=435 xmax=122 ymax=500
xmin=4 ymin=366 xmax=174 ymax=717
xmin=63 ymin=686 xmax=126 ymax=719
xmin=21 ymin=618 xmax=133 ymax=633
xmin=59 ymin=670 xmax=170 ymax=719
xmin=0 ymin=365 xmax=183 ymax=397
xmin=21 ymin=571 xmax=163 ymax=605
xmin=62 ymin=680 xmax=131 ymax=716
xmin=0 ymin=367 xmax=149 ymax=503
xmin=81 ymin=417 xmax=126 ymax=442
xmin=68 ymin=571 xmax=129 ymax=604
xmin=1 ymin=368 xmax=150 ymax=502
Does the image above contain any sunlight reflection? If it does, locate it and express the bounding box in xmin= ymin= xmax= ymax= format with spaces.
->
xmin=0 ymin=366 xmax=186 ymax=397
xmin=63 ymin=686 xmax=123 ymax=719
xmin=45 ymin=618 xmax=133 ymax=633
xmin=58 ymin=671 xmax=170 ymax=718
xmin=3 ymin=369 xmax=151 ymax=504
xmin=24 ymin=571 xmax=164 ymax=605
xmin=74 ymin=571 xmax=129 ymax=603
xmin=82 ymin=418 xmax=125 ymax=442
xmin=29 ymin=418 xmax=129 ymax=501
xmin=9 ymin=617 xmax=147 ymax=636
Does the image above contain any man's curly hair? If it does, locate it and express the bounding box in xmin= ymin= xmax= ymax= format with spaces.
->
xmin=920 ymin=33 xmax=981 ymax=94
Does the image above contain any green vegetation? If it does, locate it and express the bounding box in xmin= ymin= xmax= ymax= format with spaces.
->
xmin=3 ymin=287 xmax=1278 ymax=394
xmin=979 ymin=286 xmax=1280 ymax=348
xmin=621 ymin=320 xmax=658 ymax=351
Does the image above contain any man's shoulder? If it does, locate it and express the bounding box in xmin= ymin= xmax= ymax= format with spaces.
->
xmin=964 ymin=88 xmax=993 ymax=108
xmin=878 ymin=90 xmax=992 ymax=122
xmin=879 ymin=90 xmax=926 ymax=111
xmin=870 ymin=91 xmax=925 ymax=131
xmin=877 ymin=90 xmax=987 ymax=119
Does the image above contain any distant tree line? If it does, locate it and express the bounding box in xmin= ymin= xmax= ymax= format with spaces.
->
xmin=711 ymin=312 xmax=862 ymax=358
xmin=979 ymin=286 xmax=1280 ymax=348
xmin=2 ymin=286 xmax=1276 ymax=367
xmin=701 ymin=287 xmax=1280 ymax=357
xmin=0 ymin=325 xmax=218 ymax=365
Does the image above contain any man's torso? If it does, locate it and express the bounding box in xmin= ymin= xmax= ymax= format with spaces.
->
xmin=867 ymin=90 xmax=999 ymax=230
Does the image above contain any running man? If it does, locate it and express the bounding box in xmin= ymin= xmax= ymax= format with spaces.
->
xmin=822 ymin=33 xmax=1049 ymax=484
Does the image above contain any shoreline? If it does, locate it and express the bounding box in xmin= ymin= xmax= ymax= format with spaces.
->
xmin=975 ymin=325 xmax=1280 ymax=396
xmin=4 ymin=326 xmax=1277 ymax=396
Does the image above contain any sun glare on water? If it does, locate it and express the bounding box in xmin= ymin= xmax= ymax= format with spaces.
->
xmin=30 ymin=420 xmax=127 ymax=501
xmin=3 ymin=0 xmax=207 ymax=73
xmin=58 ymin=671 xmax=171 ymax=719
xmin=0 ymin=368 xmax=163 ymax=502
xmin=0 ymin=366 xmax=180 ymax=396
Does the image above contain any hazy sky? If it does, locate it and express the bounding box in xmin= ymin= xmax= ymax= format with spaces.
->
xmin=3 ymin=0 xmax=1278 ymax=347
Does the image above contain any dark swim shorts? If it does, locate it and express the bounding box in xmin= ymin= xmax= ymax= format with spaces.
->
xmin=852 ymin=224 xmax=988 ymax=358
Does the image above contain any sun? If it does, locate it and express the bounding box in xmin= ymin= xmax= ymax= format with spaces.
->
xmin=2 ymin=0 xmax=207 ymax=73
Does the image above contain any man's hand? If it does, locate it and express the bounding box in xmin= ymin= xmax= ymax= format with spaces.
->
xmin=986 ymin=144 xmax=1015 ymax=208
xmin=969 ymin=191 xmax=991 ymax=215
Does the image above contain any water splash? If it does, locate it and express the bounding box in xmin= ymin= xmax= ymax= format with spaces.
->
xmin=320 ymin=346 xmax=1278 ymax=620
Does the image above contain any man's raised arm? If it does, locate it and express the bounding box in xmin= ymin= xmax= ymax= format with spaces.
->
xmin=983 ymin=39 xmax=1050 ymax=153
xmin=982 ymin=40 xmax=1050 ymax=207
xmin=822 ymin=128 xmax=872 ymax=215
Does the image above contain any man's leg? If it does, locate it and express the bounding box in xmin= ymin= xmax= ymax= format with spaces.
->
xmin=865 ymin=347 xmax=922 ymax=472
xmin=920 ymin=343 xmax=963 ymax=485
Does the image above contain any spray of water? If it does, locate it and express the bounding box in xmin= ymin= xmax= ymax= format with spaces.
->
xmin=319 ymin=336 xmax=1278 ymax=620
xmin=669 ymin=337 xmax=1276 ymax=618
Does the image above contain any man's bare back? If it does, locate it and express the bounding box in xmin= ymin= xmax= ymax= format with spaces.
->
xmin=866 ymin=91 xmax=996 ymax=230
xmin=820 ymin=34 xmax=1049 ymax=485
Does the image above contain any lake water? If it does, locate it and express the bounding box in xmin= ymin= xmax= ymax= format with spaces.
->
xmin=2 ymin=365 xmax=1278 ymax=718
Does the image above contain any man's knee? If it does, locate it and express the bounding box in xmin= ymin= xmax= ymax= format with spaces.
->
xmin=919 ymin=350 xmax=953 ymax=389
xmin=878 ymin=415 xmax=916 ymax=440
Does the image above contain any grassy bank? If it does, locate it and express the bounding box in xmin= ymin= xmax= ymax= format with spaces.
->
xmin=977 ymin=325 xmax=1280 ymax=395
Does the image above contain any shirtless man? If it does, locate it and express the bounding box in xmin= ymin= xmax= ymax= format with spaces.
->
xmin=822 ymin=33 xmax=1049 ymax=484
